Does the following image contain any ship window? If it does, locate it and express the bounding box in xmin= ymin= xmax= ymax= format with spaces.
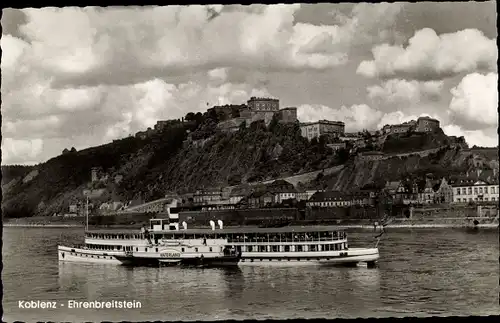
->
xmin=309 ymin=245 xmax=317 ymax=252
xmin=135 ymin=248 xmax=138 ymax=252
xmin=182 ymin=248 xmax=185 ymax=252
xmin=259 ymin=246 xmax=266 ymax=252
xmin=155 ymin=248 xmax=158 ymax=252
xmin=247 ymin=246 xmax=253 ymax=252
xmin=250 ymin=259 xmax=254 ymax=262
xmin=272 ymin=245 xmax=278 ymax=252
xmin=284 ymin=245 xmax=290 ymax=252
xmin=288 ymin=258 xmax=291 ymax=261
xmin=209 ymin=247 xmax=213 ymax=252
xmin=145 ymin=248 xmax=148 ymax=252
xmin=296 ymin=245 xmax=303 ymax=252
xmin=195 ymin=248 xmax=199 ymax=252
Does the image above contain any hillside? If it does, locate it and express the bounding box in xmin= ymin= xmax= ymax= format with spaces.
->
xmin=308 ymin=145 xmax=495 ymax=191
xmin=1 ymin=116 xmax=347 ymax=218
xmin=2 ymin=111 xmax=497 ymax=218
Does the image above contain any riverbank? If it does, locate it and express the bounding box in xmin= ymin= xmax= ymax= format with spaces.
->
xmin=4 ymin=221 xmax=497 ymax=229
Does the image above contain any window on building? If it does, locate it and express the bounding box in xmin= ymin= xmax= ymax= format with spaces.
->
xmin=468 ymin=187 xmax=472 ymax=194
xmin=474 ymin=187 xmax=478 ymax=194
xmin=479 ymin=187 xmax=483 ymax=194
xmin=485 ymin=187 xmax=489 ymax=194
xmin=456 ymin=188 xmax=460 ymax=195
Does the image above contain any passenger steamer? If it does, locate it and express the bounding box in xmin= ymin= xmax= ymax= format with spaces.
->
xmin=58 ymin=202 xmax=379 ymax=267
xmin=58 ymin=200 xmax=240 ymax=267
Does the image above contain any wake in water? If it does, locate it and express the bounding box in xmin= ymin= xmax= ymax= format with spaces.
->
xmin=373 ymin=213 xmax=395 ymax=247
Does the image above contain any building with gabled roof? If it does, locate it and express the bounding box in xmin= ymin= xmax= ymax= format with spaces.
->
xmin=451 ymin=178 xmax=499 ymax=203
xmin=307 ymin=191 xmax=352 ymax=208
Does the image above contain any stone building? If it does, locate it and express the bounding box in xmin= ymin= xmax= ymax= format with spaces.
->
xmin=278 ymin=107 xmax=298 ymax=123
xmin=246 ymin=97 xmax=280 ymax=125
xmin=381 ymin=121 xmax=416 ymax=135
xmin=416 ymin=116 xmax=440 ymax=132
xmin=247 ymin=97 xmax=279 ymax=111
xmin=300 ymin=120 xmax=345 ymax=140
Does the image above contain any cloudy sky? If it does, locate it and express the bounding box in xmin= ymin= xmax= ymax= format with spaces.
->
xmin=1 ymin=2 xmax=498 ymax=165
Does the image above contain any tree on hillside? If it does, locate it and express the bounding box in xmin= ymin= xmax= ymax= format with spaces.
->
xmin=239 ymin=120 xmax=247 ymax=132
xmin=268 ymin=114 xmax=280 ymax=133
xmin=185 ymin=112 xmax=196 ymax=121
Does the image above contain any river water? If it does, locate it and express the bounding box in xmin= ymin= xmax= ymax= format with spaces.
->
xmin=2 ymin=227 xmax=499 ymax=321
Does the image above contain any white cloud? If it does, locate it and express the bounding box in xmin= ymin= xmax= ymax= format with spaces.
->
xmin=2 ymin=138 xmax=44 ymax=165
xmin=8 ymin=4 xmax=407 ymax=89
xmin=0 ymin=34 xmax=29 ymax=71
xmin=368 ymin=79 xmax=443 ymax=104
xmin=208 ymin=68 xmax=228 ymax=82
xmin=448 ymin=72 xmax=498 ymax=129
xmin=3 ymin=4 xmax=497 ymax=166
xmin=443 ymin=124 xmax=498 ymax=147
xmin=357 ymin=28 xmax=497 ymax=79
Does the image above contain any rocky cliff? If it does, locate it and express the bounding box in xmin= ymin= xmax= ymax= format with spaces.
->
xmin=1 ymin=114 xmax=497 ymax=218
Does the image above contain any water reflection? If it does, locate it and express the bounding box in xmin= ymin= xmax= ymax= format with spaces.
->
xmin=4 ymin=227 xmax=500 ymax=321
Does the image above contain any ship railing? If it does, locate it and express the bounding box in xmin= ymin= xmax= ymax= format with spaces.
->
xmin=227 ymin=237 xmax=345 ymax=243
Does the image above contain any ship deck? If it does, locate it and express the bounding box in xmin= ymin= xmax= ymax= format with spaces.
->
xmin=86 ymin=225 xmax=349 ymax=235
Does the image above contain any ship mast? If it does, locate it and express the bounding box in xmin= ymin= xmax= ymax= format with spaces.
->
xmin=85 ymin=196 xmax=89 ymax=232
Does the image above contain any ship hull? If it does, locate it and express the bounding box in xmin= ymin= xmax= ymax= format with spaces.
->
xmin=114 ymin=255 xmax=241 ymax=268
xmin=238 ymin=248 xmax=379 ymax=267
xmin=58 ymin=245 xmax=123 ymax=265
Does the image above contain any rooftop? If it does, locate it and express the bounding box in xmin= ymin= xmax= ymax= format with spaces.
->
xmin=248 ymin=97 xmax=279 ymax=101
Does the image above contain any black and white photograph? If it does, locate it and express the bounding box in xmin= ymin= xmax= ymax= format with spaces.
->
xmin=1 ymin=1 xmax=499 ymax=322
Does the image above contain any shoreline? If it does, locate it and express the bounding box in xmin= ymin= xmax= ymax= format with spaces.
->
xmin=4 ymin=223 xmax=498 ymax=229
